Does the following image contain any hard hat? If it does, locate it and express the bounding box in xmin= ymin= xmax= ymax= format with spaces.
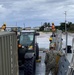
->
xmin=2 ymin=23 xmax=6 ymax=27
xmin=52 ymin=22 xmax=54 ymax=25
xmin=49 ymin=37 xmax=52 ymax=41
xmin=3 ymin=23 xmax=6 ymax=26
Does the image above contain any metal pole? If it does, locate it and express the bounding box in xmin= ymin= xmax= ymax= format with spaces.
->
xmin=24 ymin=23 xmax=25 ymax=28
xmin=65 ymin=11 xmax=68 ymax=55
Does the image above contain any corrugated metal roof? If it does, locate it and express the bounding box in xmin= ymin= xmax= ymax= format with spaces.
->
xmin=0 ymin=32 xmax=15 ymax=36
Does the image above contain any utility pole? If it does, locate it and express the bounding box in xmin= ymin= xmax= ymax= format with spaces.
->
xmin=23 ymin=23 xmax=25 ymax=28
xmin=65 ymin=11 xmax=68 ymax=55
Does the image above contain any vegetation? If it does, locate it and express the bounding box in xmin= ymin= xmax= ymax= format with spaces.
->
xmin=39 ymin=22 xmax=50 ymax=31
xmin=39 ymin=22 xmax=74 ymax=33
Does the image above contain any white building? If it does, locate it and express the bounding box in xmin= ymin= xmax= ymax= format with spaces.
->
xmin=44 ymin=27 xmax=50 ymax=31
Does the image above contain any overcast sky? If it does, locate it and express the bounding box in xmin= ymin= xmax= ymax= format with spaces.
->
xmin=0 ymin=0 xmax=74 ymax=27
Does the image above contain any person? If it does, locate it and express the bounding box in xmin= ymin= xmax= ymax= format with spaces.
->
xmin=49 ymin=37 xmax=53 ymax=50
xmin=51 ymin=23 xmax=56 ymax=36
xmin=49 ymin=37 xmax=52 ymax=43
xmin=1 ymin=23 xmax=6 ymax=31
xmin=49 ymin=37 xmax=56 ymax=50
xmin=44 ymin=43 xmax=64 ymax=75
xmin=51 ymin=23 xmax=55 ymax=31
xmin=49 ymin=37 xmax=53 ymax=46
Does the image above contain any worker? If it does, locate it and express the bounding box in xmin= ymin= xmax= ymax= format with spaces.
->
xmin=1 ymin=23 xmax=6 ymax=31
xmin=49 ymin=37 xmax=53 ymax=43
xmin=49 ymin=37 xmax=56 ymax=49
xmin=49 ymin=37 xmax=53 ymax=50
xmin=51 ymin=23 xmax=55 ymax=31
xmin=51 ymin=23 xmax=56 ymax=37
xmin=44 ymin=43 xmax=64 ymax=75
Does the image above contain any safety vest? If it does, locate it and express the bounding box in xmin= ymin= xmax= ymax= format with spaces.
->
xmin=52 ymin=25 xmax=55 ymax=29
xmin=52 ymin=25 xmax=56 ymax=32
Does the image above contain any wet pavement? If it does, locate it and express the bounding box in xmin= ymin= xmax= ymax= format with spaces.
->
xmin=35 ymin=51 xmax=45 ymax=75
xmin=19 ymin=32 xmax=74 ymax=75
xmin=35 ymin=51 xmax=51 ymax=75
xmin=19 ymin=51 xmax=52 ymax=75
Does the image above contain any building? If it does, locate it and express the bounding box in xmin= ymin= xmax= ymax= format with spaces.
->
xmin=44 ymin=27 xmax=50 ymax=31
xmin=33 ymin=27 xmax=40 ymax=30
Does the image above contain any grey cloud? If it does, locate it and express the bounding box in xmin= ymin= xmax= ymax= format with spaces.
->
xmin=0 ymin=0 xmax=74 ymax=26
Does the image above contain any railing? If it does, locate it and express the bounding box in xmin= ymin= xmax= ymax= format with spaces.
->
xmin=67 ymin=38 xmax=74 ymax=75
xmin=56 ymin=29 xmax=62 ymax=51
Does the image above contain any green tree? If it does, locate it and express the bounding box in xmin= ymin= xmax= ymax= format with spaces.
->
xmin=48 ymin=23 xmax=50 ymax=27
xmin=39 ymin=22 xmax=50 ymax=31
xmin=60 ymin=22 xmax=72 ymax=31
xmin=43 ymin=22 xmax=48 ymax=27
xmin=67 ymin=22 xmax=72 ymax=30
xmin=60 ymin=22 xmax=65 ymax=31
xmin=39 ymin=25 xmax=44 ymax=31
xmin=55 ymin=26 xmax=60 ymax=29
